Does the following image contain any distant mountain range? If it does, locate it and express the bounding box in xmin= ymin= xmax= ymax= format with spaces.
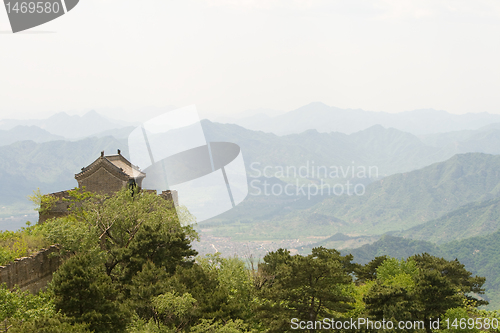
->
xmin=3 ymin=104 xmax=500 ymax=145
xmin=0 ymin=110 xmax=134 ymax=139
xmin=3 ymin=110 xmax=500 ymax=178
xmin=421 ymin=126 xmax=500 ymax=154
xmin=0 ymin=126 xmax=64 ymax=147
xmin=0 ymin=137 xmax=126 ymax=206
xmin=201 ymin=120 xmax=500 ymax=178
xmin=222 ymin=102 xmax=500 ymax=136
xmin=3 ymin=118 xmax=500 ymax=225
xmin=3 ymin=113 xmax=500 ymax=178
xmin=207 ymin=153 xmax=500 ymax=240
xmin=2 ymin=107 xmax=500 ymax=248
xmin=396 ymin=197 xmax=500 ymax=244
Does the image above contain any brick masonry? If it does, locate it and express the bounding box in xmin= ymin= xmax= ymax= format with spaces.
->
xmin=77 ymin=166 xmax=128 ymax=195
xmin=0 ymin=245 xmax=62 ymax=294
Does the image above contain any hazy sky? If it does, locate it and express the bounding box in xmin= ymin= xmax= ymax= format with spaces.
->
xmin=1 ymin=0 xmax=499 ymax=122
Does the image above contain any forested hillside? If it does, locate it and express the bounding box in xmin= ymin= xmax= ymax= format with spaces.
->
xmin=207 ymin=153 xmax=500 ymax=239
xmin=311 ymin=153 xmax=500 ymax=233
xmin=345 ymin=231 xmax=500 ymax=309
xmin=398 ymin=198 xmax=500 ymax=244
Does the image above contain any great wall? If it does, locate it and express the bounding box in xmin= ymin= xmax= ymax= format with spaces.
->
xmin=1 ymin=150 xmax=176 ymax=294
xmin=0 ymin=245 xmax=61 ymax=294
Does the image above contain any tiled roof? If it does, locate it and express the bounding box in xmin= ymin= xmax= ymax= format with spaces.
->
xmin=105 ymin=154 xmax=145 ymax=179
xmin=75 ymin=151 xmax=145 ymax=180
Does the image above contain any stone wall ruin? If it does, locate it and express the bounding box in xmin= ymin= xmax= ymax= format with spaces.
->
xmin=0 ymin=245 xmax=62 ymax=294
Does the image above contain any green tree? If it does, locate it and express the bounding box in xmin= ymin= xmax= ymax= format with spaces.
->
xmin=65 ymin=188 xmax=198 ymax=281
xmin=0 ymin=225 xmax=49 ymax=266
xmin=39 ymin=215 xmax=98 ymax=256
xmin=412 ymin=253 xmax=487 ymax=332
xmin=197 ymin=254 xmax=255 ymax=321
xmin=38 ymin=187 xmax=200 ymax=332
xmin=354 ymin=256 xmax=387 ymax=284
xmin=166 ymin=263 xmax=235 ymax=324
xmin=128 ymin=260 xmax=171 ymax=323
xmin=28 ymin=188 xmax=59 ymax=215
xmin=152 ymin=292 xmax=196 ymax=331
xmin=364 ymin=254 xmax=488 ymax=333
xmin=130 ymin=259 xmax=245 ymax=331
xmin=258 ymin=247 xmax=355 ymax=333
xmin=121 ymin=214 xmax=197 ymax=283
xmin=364 ymin=283 xmax=419 ymax=332
xmin=0 ymin=284 xmax=56 ymax=331
xmin=50 ymin=252 xmax=128 ymax=333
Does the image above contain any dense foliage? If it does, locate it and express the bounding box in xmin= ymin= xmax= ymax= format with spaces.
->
xmin=0 ymin=187 xmax=499 ymax=332
xmin=0 ymin=223 xmax=49 ymax=266
xmin=348 ymin=231 xmax=500 ymax=309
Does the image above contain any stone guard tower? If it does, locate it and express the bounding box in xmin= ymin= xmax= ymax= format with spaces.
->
xmin=75 ymin=150 xmax=145 ymax=195
xmin=38 ymin=150 xmax=177 ymax=223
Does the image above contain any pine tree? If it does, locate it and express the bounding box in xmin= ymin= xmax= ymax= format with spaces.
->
xmin=50 ymin=252 xmax=128 ymax=333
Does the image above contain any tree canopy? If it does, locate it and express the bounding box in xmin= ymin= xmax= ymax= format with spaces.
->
xmin=0 ymin=187 xmax=495 ymax=332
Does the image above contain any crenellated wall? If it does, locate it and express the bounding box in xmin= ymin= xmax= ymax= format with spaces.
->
xmin=0 ymin=245 xmax=62 ymax=294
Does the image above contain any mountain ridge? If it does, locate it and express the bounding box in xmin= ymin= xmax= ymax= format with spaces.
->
xmin=225 ymin=102 xmax=500 ymax=136
xmin=0 ymin=126 xmax=65 ymax=147
xmin=206 ymin=153 xmax=500 ymax=240
xmin=0 ymin=110 xmax=132 ymax=139
xmin=396 ymin=197 xmax=500 ymax=244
